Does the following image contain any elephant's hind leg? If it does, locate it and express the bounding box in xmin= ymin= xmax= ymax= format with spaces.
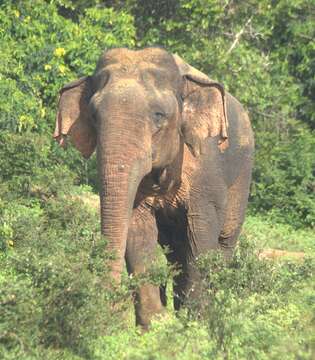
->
xmin=157 ymin=221 xmax=187 ymax=311
xmin=219 ymin=160 xmax=252 ymax=259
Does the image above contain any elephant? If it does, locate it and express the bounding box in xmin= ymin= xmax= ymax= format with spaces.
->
xmin=54 ymin=47 xmax=254 ymax=329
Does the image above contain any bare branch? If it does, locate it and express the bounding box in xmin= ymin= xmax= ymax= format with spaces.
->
xmin=251 ymin=109 xmax=276 ymax=119
xmin=226 ymin=17 xmax=252 ymax=55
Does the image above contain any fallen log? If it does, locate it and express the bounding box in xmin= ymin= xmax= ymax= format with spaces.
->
xmin=258 ymin=248 xmax=305 ymax=260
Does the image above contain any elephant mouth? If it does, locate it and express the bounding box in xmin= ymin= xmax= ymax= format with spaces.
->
xmin=135 ymin=168 xmax=179 ymax=204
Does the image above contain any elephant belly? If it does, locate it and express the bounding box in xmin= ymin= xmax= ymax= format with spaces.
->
xmin=156 ymin=204 xmax=188 ymax=253
xmin=155 ymin=201 xmax=186 ymax=228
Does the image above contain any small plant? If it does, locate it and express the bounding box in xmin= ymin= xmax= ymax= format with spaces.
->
xmin=182 ymin=237 xmax=315 ymax=359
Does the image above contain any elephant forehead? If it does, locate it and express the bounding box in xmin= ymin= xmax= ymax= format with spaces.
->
xmin=98 ymin=48 xmax=177 ymax=72
xmin=106 ymin=62 xmax=169 ymax=81
xmin=107 ymin=79 xmax=147 ymax=99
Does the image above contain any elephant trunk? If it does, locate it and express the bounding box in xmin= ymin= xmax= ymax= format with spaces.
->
xmin=97 ymin=111 xmax=152 ymax=281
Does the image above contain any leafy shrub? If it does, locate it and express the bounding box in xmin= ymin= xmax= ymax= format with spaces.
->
xmin=0 ymin=194 xmax=131 ymax=359
xmin=183 ymin=238 xmax=315 ymax=359
xmin=1 ymin=195 xmax=314 ymax=359
xmin=0 ymin=1 xmax=314 ymax=359
xmin=0 ymin=275 xmax=42 ymax=359
xmin=87 ymin=225 xmax=314 ymax=360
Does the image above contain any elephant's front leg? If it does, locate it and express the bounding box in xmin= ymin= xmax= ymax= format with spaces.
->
xmin=180 ymin=187 xmax=227 ymax=305
xmin=125 ymin=204 xmax=164 ymax=329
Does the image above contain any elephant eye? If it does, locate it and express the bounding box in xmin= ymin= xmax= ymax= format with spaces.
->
xmin=93 ymin=70 xmax=109 ymax=91
xmin=88 ymin=100 xmax=99 ymax=127
xmin=92 ymin=111 xmax=98 ymax=124
xmin=152 ymin=111 xmax=167 ymax=128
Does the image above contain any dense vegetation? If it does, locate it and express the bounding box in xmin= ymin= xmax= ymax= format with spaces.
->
xmin=0 ymin=1 xmax=314 ymax=359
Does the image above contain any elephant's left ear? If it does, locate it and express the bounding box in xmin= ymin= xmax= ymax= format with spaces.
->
xmin=173 ymin=54 xmax=228 ymax=156
xmin=53 ymin=76 xmax=96 ymax=159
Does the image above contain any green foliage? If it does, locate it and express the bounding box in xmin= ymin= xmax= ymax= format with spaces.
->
xmin=0 ymin=191 xmax=130 ymax=359
xmin=244 ymin=214 xmax=315 ymax=254
xmin=0 ymin=0 xmax=314 ymax=227
xmin=90 ymin=226 xmax=314 ymax=360
xmin=0 ymin=131 xmax=83 ymax=199
xmin=252 ymin=122 xmax=315 ymax=227
xmin=0 ymin=0 xmax=135 ymax=134
xmin=1 ymin=195 xmax=314 ymax=359
xmin=0 ymin=0 xmax=314 ymax=358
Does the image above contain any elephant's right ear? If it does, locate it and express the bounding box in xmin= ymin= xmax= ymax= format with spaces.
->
xmin=53 ymin=76 xmax=96 ymax=159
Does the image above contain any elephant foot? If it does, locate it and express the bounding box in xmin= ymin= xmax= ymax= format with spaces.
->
xmin=134 ymin=284 xmax=165 ymax=330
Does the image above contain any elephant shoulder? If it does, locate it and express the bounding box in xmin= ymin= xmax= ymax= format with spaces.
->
xmin=225 ymin=92 xmax=254 ymax=151
xmin=217 ymin=93 xmax=254 ymax=186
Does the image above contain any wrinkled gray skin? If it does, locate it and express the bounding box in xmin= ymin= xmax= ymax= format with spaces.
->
xmin=54 ymin=48 xmax=254 ymax=329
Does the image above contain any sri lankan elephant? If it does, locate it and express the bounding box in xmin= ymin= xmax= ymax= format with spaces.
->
xmin=54 ymin=47 xmax=254 ymax=329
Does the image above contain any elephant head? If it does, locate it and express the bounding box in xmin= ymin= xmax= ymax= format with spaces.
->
xmin=54 ymin=48 xmax=228 ymax=280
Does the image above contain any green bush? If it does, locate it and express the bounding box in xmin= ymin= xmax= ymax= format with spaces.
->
xmin=1 ymin=189 xmax=314 ymax=359
xmin=0 ymin=1 xmax=314 ymax=358
xmin=0 ymin=194 xmax=131 ymax=359
xmin=0 ymin=275 xmax=42 ymax=359
xmin=173 ymin=238 xmax=314 ymax=359
xmin=87 ymin=226 xmax=314 ymax=360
